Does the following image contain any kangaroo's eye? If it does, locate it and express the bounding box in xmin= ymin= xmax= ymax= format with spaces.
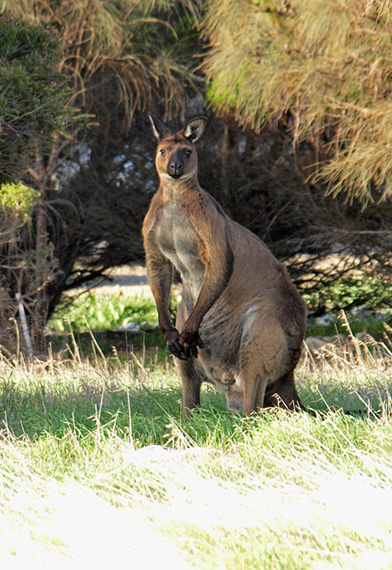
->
xmin=160 ymin=149 xmax=166 ymax=156
xmin=184 ymin=149 xmax=192 ymax=158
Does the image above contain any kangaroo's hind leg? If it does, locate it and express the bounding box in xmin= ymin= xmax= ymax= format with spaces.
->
xmin=177 ymin=357 xmax=204 ymax=417
xmin=239 ymin=313 xmax=292 ymax=415
xmin=264 ymin=370 xmax=302 ymax=411
xmin=176 ymin=298 xmax=204 ymax=417
xmin=241 ymin=371 xmax=268 ymax=416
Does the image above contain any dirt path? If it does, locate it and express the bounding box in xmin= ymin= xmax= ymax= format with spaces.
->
xmin=73 ymin=263 xmax=154 ymax=298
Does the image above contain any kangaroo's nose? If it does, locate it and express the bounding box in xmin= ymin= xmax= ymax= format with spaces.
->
xmin=168 ymin=160 xmax=184 ymax=179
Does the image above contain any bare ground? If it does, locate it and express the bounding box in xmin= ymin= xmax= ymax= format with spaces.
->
xmin=71 ymin=263 xmax=153 ymax=298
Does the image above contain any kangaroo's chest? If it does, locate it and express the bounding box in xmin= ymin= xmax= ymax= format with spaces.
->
xmin=156 ymin=204 xmax=205 ymax=282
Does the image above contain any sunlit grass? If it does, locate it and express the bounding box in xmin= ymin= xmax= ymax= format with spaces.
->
xmin=48 ymin=290 xmax=392 ymax=344
xmin=1 ymin=331 xmax=392 ymax=568
xmin=48 ymin=291 xmax=160 ymax=333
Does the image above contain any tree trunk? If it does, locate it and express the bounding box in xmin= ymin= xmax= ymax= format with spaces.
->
xmin=30 ymin=196 xmax=49 ymax=359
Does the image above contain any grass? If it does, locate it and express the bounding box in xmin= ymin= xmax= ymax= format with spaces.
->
xmin=1 ymin=329 xmax=392 ymax=568
xmin=49 ymin=291 xmax=160 ymax=333
xmin=48 ymin=289 xmax=392 ymax=348
xmin=47 ymin=291 xmax=171 ymax=356
xmin=306 ymin=312 xmax=392 ymax=339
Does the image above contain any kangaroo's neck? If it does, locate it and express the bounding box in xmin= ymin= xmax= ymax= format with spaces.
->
xmin=159 ymin=175 xmax=201 ymax=201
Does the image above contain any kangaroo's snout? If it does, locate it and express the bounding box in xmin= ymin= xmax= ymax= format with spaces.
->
xmin=168 ymin=150 xmax=184 ymax=179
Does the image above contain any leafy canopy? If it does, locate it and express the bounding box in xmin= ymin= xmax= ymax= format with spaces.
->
xmin=0 ymin=15 xmax=71 ymax=180
xmin=3 ymin=0 xmax=202 ymax=123
xmin=204 ymin=0 xmax=392 ymax=203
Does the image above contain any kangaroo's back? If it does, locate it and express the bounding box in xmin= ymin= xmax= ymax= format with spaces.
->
xmin=143 ymin=115 xmax=306 ymax=417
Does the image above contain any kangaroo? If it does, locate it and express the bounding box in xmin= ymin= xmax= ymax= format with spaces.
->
xmin=142 ymin=115 xmax=307 ymax=416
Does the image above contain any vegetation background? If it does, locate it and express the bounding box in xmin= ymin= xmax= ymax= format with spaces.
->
xmin=2 ymin=0 xmax=392 ymax=357
xmin=1 ymin=1 xmax=392 ymax=567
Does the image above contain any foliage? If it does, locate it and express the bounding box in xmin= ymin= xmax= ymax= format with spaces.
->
xmin=0 ymin=15 xmax=71 ymax=180
xmin=47 ymin=291 xmax=179 ymax=356
xmin=0 ymin=183 xmax=41 ymax=353
xmin=0 ymin=182 xmax=38 ymax=221
xmin=204 ymin=0 xmax=392 ymax=203
xmin=0 ymin=14 xmax=80 ymax=357
xmin=4 ymin=0 xmax=202 ymax=125
xmin=303 ymin=274 xmax=392 ymax=315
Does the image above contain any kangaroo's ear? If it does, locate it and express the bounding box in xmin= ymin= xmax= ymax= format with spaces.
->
xmin=183 ymin=116 xmax=207 ymax=143
xmin=149 ymin=114 xmax=170 ymax=141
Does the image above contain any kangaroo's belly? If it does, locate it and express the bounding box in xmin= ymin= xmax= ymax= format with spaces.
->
xmin=157 ymin=206 xmax=205 ymax=297
xmin=179 ymin=290 xmax=244 ymax=370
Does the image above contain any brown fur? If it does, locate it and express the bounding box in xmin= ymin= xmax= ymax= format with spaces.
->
xmin=143 ymin=115 xmax=307 ymax=416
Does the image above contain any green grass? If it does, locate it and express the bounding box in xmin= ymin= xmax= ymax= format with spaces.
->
xmin=1 ymin=334 xmax=392 ymax=568
xmin=47 ymin=292 xmax=174 ymax=355
xmin=306 ymin=313 xmax=392 ymax=339
xmin=48 ymin=291 xmax=160 ymax=333
xmin=48 ymin=291 xmax=392 ymax=347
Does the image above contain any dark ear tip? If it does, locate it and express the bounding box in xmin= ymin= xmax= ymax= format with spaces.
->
xmin=149 ymin=114 xmax=170 ymax=140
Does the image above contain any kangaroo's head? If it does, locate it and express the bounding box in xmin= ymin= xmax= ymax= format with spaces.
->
xmin=149 ymin=114 xmax=206 ymax=182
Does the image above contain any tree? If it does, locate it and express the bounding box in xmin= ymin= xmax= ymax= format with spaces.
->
xmin=5 ymin=0 xmax=202 ymax=126
xmin=0 ymin=15 xmax=77 ymax=357
xmin=0 ymin=1 xmax=203 ymax=357
xmin=204 ymin=0 xmax=392 ymax=203
xmin=201 ymin=0 xmax=392 ymax=313
xmin=0 ymin=15 xmax=71 ymax=180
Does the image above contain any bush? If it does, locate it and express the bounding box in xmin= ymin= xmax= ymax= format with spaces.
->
xmin=0 ymin=15 xmax=70 ymax=180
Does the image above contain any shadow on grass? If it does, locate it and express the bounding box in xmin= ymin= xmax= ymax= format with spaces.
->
xmin=0 ymin=361 xmax=388 ymax=451
xmin=0 ymin=376 xmax=247 ymax=448
xmin=47 ymin=330 xmax=166 ymax=359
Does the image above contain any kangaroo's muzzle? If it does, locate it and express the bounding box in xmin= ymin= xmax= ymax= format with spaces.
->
xmin=168 ymin=150 xmax=184 ymax=179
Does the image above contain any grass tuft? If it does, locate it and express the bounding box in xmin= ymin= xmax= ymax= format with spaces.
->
xmin=1 ymin=333 xmax=392 ymax=567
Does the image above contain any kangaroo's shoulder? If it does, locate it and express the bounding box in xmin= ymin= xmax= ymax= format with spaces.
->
xmin=179 ymin=186 xmax=231 ymax=228
xmin=142 ymin=188 xmax=165 ymax=237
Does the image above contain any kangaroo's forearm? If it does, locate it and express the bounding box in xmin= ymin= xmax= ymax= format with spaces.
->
xmin=183 ymin=247 xmax=234 ymax=332
xmin=146 ymin=258 xmax=174 ymax=332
